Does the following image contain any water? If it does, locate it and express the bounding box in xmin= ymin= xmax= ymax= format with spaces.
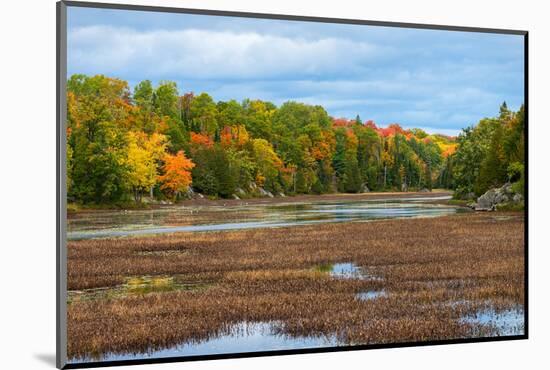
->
xmin=330 ymin=263 xmax=363 ymax=279
xmin=316 ymin=262 xmax=382 ymax=281
xmin=356 ymin=290 xmax=387 ymax=300
xmin=460 ymin=306 xmax=524 ymax=336
xmin=69 ymin=321 xmax=338 ymax=364
xmin=68 ymin=275 xmax=209 ymax=303
xmin=68 ymin=194 xmax=464 ymax=240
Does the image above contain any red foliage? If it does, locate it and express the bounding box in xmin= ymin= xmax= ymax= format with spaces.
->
xmin=364 ymin=120 xmax=378 ymax=130
xmin=332 ymin=118 xmax=353 ymax=127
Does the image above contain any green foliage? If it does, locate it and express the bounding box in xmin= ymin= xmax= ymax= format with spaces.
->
xmin=154 ymin=81 xmax=179 ymax=118
xmin=190 ymin=93 xmax=218 ymax=135
xmin=450 ymin=103 xmax=525 ymax=198
xmin=190 ymin=145 xmax=235 ymax=197
xmin=67 ymin=74 xmax=524 ymax=205
xmin=474 ymin=123 xmax=507 ymax=195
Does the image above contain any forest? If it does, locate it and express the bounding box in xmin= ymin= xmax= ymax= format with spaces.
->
xmin=66 ymin=74 xmax=525 ymax=204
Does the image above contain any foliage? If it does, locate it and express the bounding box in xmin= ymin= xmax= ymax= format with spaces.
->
xmin=67 ymin=74 xmax=524 ymax=204
xmin=450 ymin=102 xmax=525 ymax=198
xmin=158 ymin=151 xmax=195 ymax=198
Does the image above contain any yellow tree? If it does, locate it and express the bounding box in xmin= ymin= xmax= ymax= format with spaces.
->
xmin=252 ymin=138 xmax=283 ymax=191
xmin=159 ymin=151 xmax=195 ymax=199
xmin=126 ymin=131 xmax=167 ymax=202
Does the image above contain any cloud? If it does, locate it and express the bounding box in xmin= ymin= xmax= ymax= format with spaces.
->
xmin=66 ymin=11 xmax=524 ymax=133
xmin=68 ymin=25 xmax=380 ymax=80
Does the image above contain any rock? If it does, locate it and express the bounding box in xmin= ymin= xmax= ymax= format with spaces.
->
xmin=419 ymin=188 xmax=431 ymax=193
xmin=232 ymin=194 xmax=240 ymax=200
xmin=475 ymin=189 xmax=498 ymax=211
xmin=501 ymin=182 xmax=513 ymax=194
xmin=513 ymin=193 xmax=523 ymax=202
xmin=256 ymin=187 xmax=274 ymax=198
xmin=471 ymin=182 xmax=522 ymax=211
xmin=278 ymin=192 xmax=286 ymax=197
xmin=361 ymin=184 xmax=370 ymax=193
xmin=236 ymin=187 xmax=247 ymax=196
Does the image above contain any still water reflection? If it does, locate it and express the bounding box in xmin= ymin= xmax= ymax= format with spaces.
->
xmin=70 ymin=321 xmax=338 ymax=363
xmin=68 ymin=194 xmax=465 ymax=240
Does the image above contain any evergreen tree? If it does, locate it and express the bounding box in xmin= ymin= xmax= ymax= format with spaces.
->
xmin=474 ymin=123 xmax=507 ymax=195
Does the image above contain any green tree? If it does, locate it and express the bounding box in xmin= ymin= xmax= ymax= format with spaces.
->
xmin=474 ymin=123 xmax=507 ymax=195
xmin=190 ymin=93 xmax=218 ymax=134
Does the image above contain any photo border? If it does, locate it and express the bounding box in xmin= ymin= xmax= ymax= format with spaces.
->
xmin=56 ymin=1 xmax=529 ymax=368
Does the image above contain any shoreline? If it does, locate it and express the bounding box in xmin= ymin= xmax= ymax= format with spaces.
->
xmin=68 ymin=190 xmax=453 ymax=214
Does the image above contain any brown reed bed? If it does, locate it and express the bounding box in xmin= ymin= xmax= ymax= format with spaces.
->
xmin=67 ymin=211 xmax=524 ymax=360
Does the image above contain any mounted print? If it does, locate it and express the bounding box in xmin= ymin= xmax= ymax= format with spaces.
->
xmin=56 ymin=1 xmax=528 ymax=368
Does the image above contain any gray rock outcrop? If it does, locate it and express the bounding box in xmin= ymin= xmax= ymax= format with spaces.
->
xmin=469 ymin=182 xmax=522 ymax=211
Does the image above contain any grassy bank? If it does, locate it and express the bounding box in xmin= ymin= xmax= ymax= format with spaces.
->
xmin=67 ymin=212 xmax=524 ymax=360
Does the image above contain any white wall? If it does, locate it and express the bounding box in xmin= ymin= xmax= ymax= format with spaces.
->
xmin=1 ymin=0 xmax=547 ymax=369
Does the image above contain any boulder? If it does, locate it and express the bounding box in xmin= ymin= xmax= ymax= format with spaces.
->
xmin=232 ymin=194 xmax=240 ymax=200
xmin=257 ymin=187 xmax=274 ymax=198
xmin=513 ymin=193 xmax=523 ymax=202
xmin=471 ymin=182 xmax=521 ymax=211
xmin=475 ymin=189 xmax=498 ymax=211
xmin=361 ymin=184 xmax=370 ymax=193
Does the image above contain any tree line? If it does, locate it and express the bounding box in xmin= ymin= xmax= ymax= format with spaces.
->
xmin=66 ymin=74 xmax=523 ymax=204
xmin=440 ymin=102 xmax=525 ymax=198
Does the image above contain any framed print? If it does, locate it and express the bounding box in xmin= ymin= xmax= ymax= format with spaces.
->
xmin=57 ymin=1 xmax=528 ymax=368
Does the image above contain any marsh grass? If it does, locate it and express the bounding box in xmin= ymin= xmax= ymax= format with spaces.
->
xmin=67 ymin=212 xmax=524 ymax=359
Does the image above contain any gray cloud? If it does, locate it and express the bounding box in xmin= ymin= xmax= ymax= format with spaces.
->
xmin=67 ymin=7 xmax=524 ymax=135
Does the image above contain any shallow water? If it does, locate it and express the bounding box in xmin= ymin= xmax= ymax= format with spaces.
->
xmin=69 ymin=321 xmax=338 ymax=363
xmin=460 ymin=306 xmax=524 ymax=336
xmin=69 ymin=304 xmax=524 ymax=363
xmin=68 ymin=275 xmax=209 ymax=302
xmin=68 ymin=194 xmax=464 ymax=240
xmin=356 ymin=290 xmax=387 ymax=300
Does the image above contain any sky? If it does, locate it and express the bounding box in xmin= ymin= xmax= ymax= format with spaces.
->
xmin=67 ymin=6 xmax=525 ymax=136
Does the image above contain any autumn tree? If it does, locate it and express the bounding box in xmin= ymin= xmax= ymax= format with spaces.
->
xmin=126 ymin=132 xmax=167 ymax=202
xmin=67 ymin=74 xmax=132 ymax=203
xmin=67 ymin=74 xmax=523 ymax=205
xmin=252 ymin=138 xmax=283 ymax=193
xmin=159 ymin=151 xmax=195 ymax=199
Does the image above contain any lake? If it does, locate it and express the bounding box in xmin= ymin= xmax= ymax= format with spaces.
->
xmin=67 ymin=194 xmax=466 ymax=240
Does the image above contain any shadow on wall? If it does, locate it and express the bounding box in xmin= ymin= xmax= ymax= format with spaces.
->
xmin=34 ymin=353 xmax=56 ymax=367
